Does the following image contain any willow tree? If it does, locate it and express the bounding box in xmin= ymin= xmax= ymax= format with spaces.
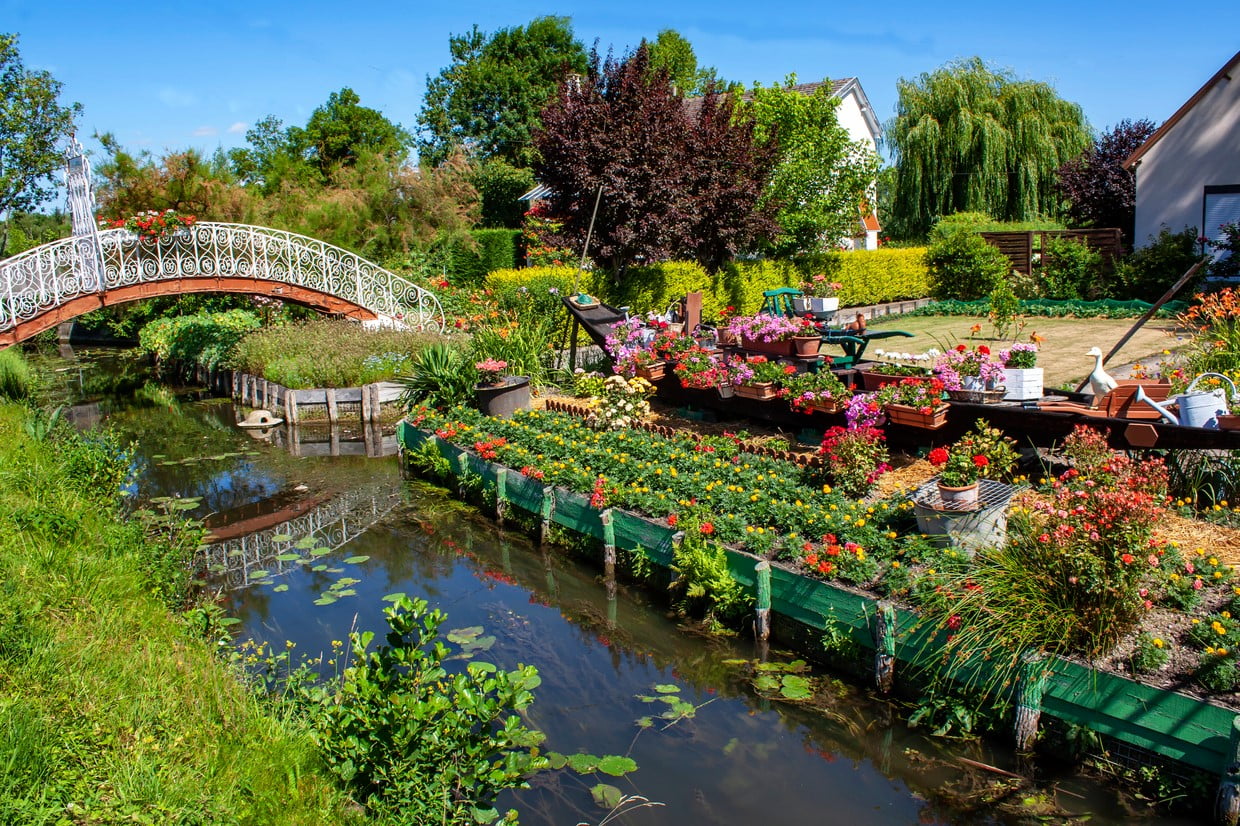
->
xmin=888 ymin=57 xmax=1089 ymax=238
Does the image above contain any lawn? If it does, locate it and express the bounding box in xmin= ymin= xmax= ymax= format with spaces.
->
xmin=866 ymin=314 xmax=1184 ymax=390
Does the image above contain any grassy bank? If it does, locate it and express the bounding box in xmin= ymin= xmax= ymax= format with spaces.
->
xmin=0 ymin=403 xmax=361 ymax=824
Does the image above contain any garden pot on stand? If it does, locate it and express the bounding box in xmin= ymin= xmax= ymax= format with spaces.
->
xmin=793 ymin=335 xmax=821 ymax=358
xmin=936 ymin=481 xmax=979 ymax=508
xmin=475 ymin=376 xmax=531 ymax=419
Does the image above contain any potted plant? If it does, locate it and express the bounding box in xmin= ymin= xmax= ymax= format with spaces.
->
xmin=873 ymin=377 xmax=949 ymax=428
xmin=672 ymin=347 xmax=731 ymax=391
xmin=933 ymin=344 xmax=1006 ymax=398
xmin=474 ymin=358 xmax=531 ymax=419
xmin=782 ymin=369 xmax=851 ymax=414
xmin=791 ymin=317 xmax=822 ymax=357
xmin=792 ymin=274 xmax=843 ymax=315
xmin=726 ymin=314 xmax=802 ymax=357
xmin=857 ymin=350 xmax=936 ymax=391
xmin=731 ymin=356 xmax=796 ymax=400
xmin=926 ymin=425 xmax=1019 ymax=508
xmin=605 ymin=318 xmax=668 ymax=380
xmin=1001 ymin=342 xmax=1043 ymax=401
xmin=98 ymin=209 xmax=197 ymax=243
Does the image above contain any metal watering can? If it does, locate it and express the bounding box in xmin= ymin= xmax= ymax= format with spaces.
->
xmin=1134 ymin=373 xmax=1238 ymax=429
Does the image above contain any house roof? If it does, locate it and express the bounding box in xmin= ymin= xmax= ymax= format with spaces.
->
xmin=518 ymin=183 xmax=555 ymax=202
xmin=1123 ymin=50 xmax=1240 ymax=169
xmin=684 ymin=77 xmax=883 ymax=141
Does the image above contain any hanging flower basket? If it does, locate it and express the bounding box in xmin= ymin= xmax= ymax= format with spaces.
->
xmin=883 ymin=403 xmax=949 ymax=429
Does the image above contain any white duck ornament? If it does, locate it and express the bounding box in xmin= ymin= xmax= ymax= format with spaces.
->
xmin=1086 ymin=346 xmax=1118 ymax=403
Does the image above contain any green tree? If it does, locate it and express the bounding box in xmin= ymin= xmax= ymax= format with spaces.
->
xmin=230 ymin=88 xmax=410 ymax=193
xmin=745 ymin=77 xmax=881 ymax=255
xmin=418 ymin=16 xmax=588 ymax=167
xmin=95 ymin=134 xmax=256 ymax=221
xmin=646 ymin=29 xmax=721 ymax=96
xmin=468 ymin=157 xmax=535 ymax=228
xmin=889 ymin=57 xmax=1090 ymax=238
xmin=0 ymin=33 xmax=80 ymax=256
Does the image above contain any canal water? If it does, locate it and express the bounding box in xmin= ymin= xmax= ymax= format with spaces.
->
xmin=40 ymin=347 xmax=1190 ymax=826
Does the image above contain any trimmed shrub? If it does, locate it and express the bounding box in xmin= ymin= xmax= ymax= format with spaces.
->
xmin=485 ymin=266 xmax=580 ymax=342
xmin=1034 ymin=236 xmax=1103 ymax=300
xmin=1111 ymin=227 xmax=1204 ymax=299
xmin=813 ymin=248 xmax=929 ymax=306
xmin=931 ymin=211 xmax=1065 ymax=240
xmin=444 ymin=229 xmax=521 ymax=286
xmin=925 ymin=232 xmax=1011 ymax=300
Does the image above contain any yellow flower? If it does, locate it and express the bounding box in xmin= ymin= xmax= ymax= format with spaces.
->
xmin=891 ymin=561 xmax=901 ymax=569
xmin=1152 ymin=638 xmax=1165 ymax=649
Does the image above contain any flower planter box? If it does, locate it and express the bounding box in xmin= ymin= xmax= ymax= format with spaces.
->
xmin=858 ymin=367 xmax=923 ymax=392
xmin=736 ymin=381 xmax=779 ymax=400
xmin=792 ymin=296 xmax=839 ymax=315
xmin=884 ymin=403 xmax=949 ymax=429
xmin=635 ymin=362 xmax=667 ymax=381
xmin=805 ymin=401 xmax=842 ymax=415
xmin=1003 ymin=367 xmax=1044 ymax=401
xmin=741 ymin=336 xmax=795 ymax=357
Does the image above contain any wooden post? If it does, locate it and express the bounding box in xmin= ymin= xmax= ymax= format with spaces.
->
xmin=495 ymin=467 xmax=508 ymax=528
xmin=1216 ymin=716 xmax=1240 ymax=826
xmin=286 ymin=425 xmax=301 ymax=457
xmin=371 ymin=384 xmax=382 ymax=422
xmin=329 ymin=424 xmax=340 ymax=457
xmin=539 ymin=485 xmax=555 ymax=546
xmin=361 ymin=383 xmax=373 ymax=423
xmin=873 ymin=601 xmax=896 ymax=694
xmin=754 ymin=561 xmax=771 ymax=641
xmin=325 ymin=388 xmax=338 ymax=423
xmin=257 ymin=378 xmax=267 ymax=409
xmin=1014 ymin=651 xmax=1048 ymax=751
xmin=288 ymin=390 xmax=300 ymax=425
xmin=568 ymin=318 xmax=580 ymax=373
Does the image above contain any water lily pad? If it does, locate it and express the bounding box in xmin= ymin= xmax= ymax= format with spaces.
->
xmin=273 ymin=584 xmax=289 ymax=592
xmin=591 ymin=784 xmax=622 ymax=809
xmin=342 ymin=555 xmax=370 ymax=564
xmin=545 ymin=752 xmax=568 ymax=770
xmin=566 ymin=753 xmax=599 ymax=773
xmin=332 ymin=588 xmax=357 ymax=597
xmin=294 ymin=537 xmax=316 ymax=550
xmin=596 ymin=755 xmax=636 ymax=777
xmin=313 ymin=596 xmax=337 ymax=606
xmin=272 ymin=534 xmax=292 ymax=542
xmin=311 ymin=564 xmax=328 ymax=572
xmin=779 ymin=675 xmax=812 ymax=700
xmin=448 ymin=626 xmax=484 ymax=644
xmin=250 ymin=570 xmax=271 ymax=579
xmin=326 ymin=567 xmax=344 ymax=574
xmin=654 ymin=684 xmax=679 ymax=694
xmin=310 ymin=547 xmax=331 ymax=557
xmin=276 ymin=553 xmax=301 ymax=562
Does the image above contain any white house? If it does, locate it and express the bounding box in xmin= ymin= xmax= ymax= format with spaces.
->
xmin=1125 ymin=51 xmax=1240 ymax=251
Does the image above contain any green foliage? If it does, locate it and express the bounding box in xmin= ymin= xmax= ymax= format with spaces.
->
xmin=1112 ymin=227 xmax=1204 ymax=298
xmin=930 ymin=212 xmax=1065 ymax=239
xmin=925 ymin=231 xmax=1011 ymax=300
xmin=889 ymin=57 xmax=1090 ymax=237
xmin=468 ymin=318 xmax=556 ymax=388
xmin=137 ymin=309 xmax=262 ymax=370
xmin=910 ymin=297 xmax=1184 ymax=319
xmin=668 ymin=511 xmax=752 ymax=631
xmin=398 ymin=344 xmax=476 ymax=410
xmin=1033 ymin=236 xmax=1103 ymax=300
xmin=229 ymin=320 xmax=447 ymax=388
xmin=645 ymin=29 xmax=722 ymax=95
xmin=418 ymin=16 xmax=588 ymax=166
xmin=444 ymin=228 xmax=520 ymax=286
xmin=0 ymin=348 xmax=34 ymax=401
xmin=485 ymin=266 xmax=578 ymax=341
xmin=0 ymin=34 xmax=81 ymax=257
xmin=745 ymin=77 xmax=881 ymax=255
xmin=1130 ymin=632 xmax=1170 ymax=674
xmin=810 ymin=248 xmax=931 ymax=305
xmin=469 ymin=158 xmax=536 ymax=228
xmin=299 ymin=594 xmax=545 ymax=824
xmin=987 ymin=278 xmax=1019 ymax=339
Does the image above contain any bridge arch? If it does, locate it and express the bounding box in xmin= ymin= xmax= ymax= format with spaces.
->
xmin=0 ymin=222 xmax=444 ymax=346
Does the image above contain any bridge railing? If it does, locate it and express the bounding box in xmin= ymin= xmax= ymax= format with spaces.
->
xmin=1 ymin=222 xmax=444 ymax=333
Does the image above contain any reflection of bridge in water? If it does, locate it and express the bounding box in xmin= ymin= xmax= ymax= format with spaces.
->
xmin=201 ymin=480 xmax=401 ymax=590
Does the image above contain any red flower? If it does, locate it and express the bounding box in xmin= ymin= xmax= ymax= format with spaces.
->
xmin=667 ymin=513 xmax=678 ymax=527
xmin=956 ymin=344 xmax=967 ymax=352
xmin=972 ymin=454 xmax=989 ymax=468
xmin=1120 ymin=553 xmax=1135 ymax=565
xmin=700 ymin=522 xmax=715 ymax=535
xmin=928 ymin=447 xmax=949 ymax=466
xmin=977 ymin=345 xmax=990 ymax=355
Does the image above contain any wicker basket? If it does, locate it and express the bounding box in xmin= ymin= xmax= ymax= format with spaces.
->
xmin=946 ymin=388 xmax=1007 ymax=405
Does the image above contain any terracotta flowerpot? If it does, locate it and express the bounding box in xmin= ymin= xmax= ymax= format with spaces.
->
xmin=1217 ymin=414 xmax=1240 ymax=431
xmin=475 ymin=376 xmax=531 ymax=419
xmin=884 ymin=403 xmax=949 ymax=429
xmin=936 ymin=481 xmax=980 ymax=509
xmin=793 ymin=335 xmax=821 ymax=358
xmin=736 ymin=382 xmax=778 ymax=400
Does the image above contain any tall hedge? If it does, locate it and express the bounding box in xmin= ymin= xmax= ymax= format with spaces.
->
xmin=446 ymin=229 xmax=521 ymax=286
xmin=485 ymin=248 xmax=931 ymax=323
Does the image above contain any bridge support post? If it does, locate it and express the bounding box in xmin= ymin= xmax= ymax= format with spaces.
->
xmin=325 ymin=388 xmax=339 ymax=423
xmin=361 ymin=383 xmax=373 ymax=423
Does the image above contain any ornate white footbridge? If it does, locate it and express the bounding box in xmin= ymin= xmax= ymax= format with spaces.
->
xmin=0 ymin=139 xmax=444 ymax=346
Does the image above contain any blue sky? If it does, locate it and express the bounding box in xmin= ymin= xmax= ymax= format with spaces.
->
xmin=5 ymin=0 xmax=1239 ymax=164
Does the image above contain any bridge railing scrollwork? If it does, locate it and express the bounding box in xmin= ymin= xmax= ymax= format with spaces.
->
xmin=0 ymin=222 xmax=444 ymax=335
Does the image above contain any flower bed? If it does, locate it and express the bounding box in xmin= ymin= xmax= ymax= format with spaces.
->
xmin=397 ymin=414 xmax=1240 ymax=791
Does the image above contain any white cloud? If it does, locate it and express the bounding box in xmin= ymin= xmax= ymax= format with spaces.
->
xmin=227 ymin=121 xmax=247 ymax=134
xmin=192 ymin=125 xmax=218 ymax=137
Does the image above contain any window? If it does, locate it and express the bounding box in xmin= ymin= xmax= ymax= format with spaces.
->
xmin=1204 ymin=185 xmax=1240 ymax=261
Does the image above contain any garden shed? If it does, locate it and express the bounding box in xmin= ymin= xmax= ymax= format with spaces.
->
xmin=1125 ymin=51 xmax=1240 ymax=252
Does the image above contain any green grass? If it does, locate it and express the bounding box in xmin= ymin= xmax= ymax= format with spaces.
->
xmin=868 ymin=314 xmax=1182 ymax=389
xmin=0 ymin=348 xmax=34 ymax=401
xmin=0 ymin=404 xmax=363 ymax=824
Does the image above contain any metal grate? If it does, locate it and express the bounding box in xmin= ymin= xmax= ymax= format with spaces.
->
xmin=912 ymin=477 xmax=1021 ymax=513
